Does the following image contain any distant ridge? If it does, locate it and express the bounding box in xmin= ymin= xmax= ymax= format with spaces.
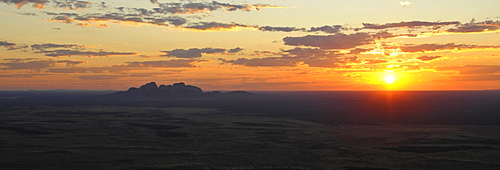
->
xmin=109 ymin=82 xmax=251 ymax=98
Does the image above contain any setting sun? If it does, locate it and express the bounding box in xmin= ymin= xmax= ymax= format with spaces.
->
xmin=384 ymin=75 xmax=396 ymax=84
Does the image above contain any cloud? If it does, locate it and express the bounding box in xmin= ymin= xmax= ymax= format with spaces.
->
xmin=0 ymin=58 xmax=86 ymax=71
xmin=125 ymin=59 xmax=206 ymax=68
xmin=30 ymin=43 xmax=85 ymax=51
xmin=400 ymin=1 xmax=411 ymax=7
xmin=219 ymin=47 xmax=348 ymax=68
xmin=219 ymin=57 xmax=298 ymax=67
xmin=152 ymin=1 xmax=287 ymax=15
xmin=0 ymin=41 xmax=16 ymax=47
xmin=308 ymin=25 xmax=344 ymax=34
xmin=360 ymin=21 xmax=460 ymax=30
xmin=399 ymin=43 xmax=500 ymax=53
xmin=47 ymin=12 xmax=187 ymax=27
xmin=349 ymin=48 xmax=373 ymax=54
xmin=365 ymin=59 xmax=388 ymax=64
xmin=0 ymin=41 xmax=29 ymax=50
xmin=283 ymin=32 xmax=397 ymax=49
xmin=160 ymin=47 xmax=243 ymax=58
xmin=438 ymin=65 xmax=500 ymax=81
xmin=182 ymin=22 xmax=255 ymax=31
xmin=282 ymin=47 xmax=335 ymax=58
xmin=445 ymin=65 xmax=500 ymax=75
xmin=35 ymin=49 xmax=136 ymax=57
xmin=77 ymin=75 xmax=125 ymax=80
xmin=258 ymin=26 xmax=306 ymax=32
xmin=1 ymin=0 xmax=93 ymax=10
xmin=446 ymin=20 xmax=500 ymax=33
xmin=48 ymin=65 xmax=129 ymax=73
xmin=47 ymin=59 xmax=204 ymax=74
xmin=452 ymin=75 xmax=500 ymax=81
xmin=0 ymin=0 xmax=49 ymax=9
xmin=52 ymin=0 xmax=92 ymax=10
xmin=418 ymin=55 xmax=442 ymax=61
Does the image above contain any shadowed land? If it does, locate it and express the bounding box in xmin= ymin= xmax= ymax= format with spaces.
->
xmin=1 ymin=82 xmax=500 ymax=169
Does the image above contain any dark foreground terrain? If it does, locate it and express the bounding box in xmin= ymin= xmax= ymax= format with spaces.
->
xmin=0 ymin=91 xmax=500 ymax=169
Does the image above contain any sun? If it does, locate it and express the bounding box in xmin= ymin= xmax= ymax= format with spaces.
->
xmin=384 ymin=75 xmax=396 ymax=84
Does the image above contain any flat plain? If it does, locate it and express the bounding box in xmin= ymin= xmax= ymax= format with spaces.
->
xmin=1 ymin=91 xmax=500 ymax=169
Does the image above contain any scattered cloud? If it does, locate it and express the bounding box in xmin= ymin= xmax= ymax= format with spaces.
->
xmin=359 ymin=21 xmax=460 ymax=30
xmin=46 ymin=12 xmax=187 ymax=27
xmin=151 ymin=1 xmax=287 ymax=15
xmin=0 ymin=58 xmax=86 ymax=71
xmin=349 ymin=48 xmax=373 ymax=54
xmin=31 ymin=43 xmax=85 ymax=51
xmin=418 ymin=55 xmax=442 ymax=61
xmin=400 ymin=1 xmax=411 ymax=7
xmin=0 ymin=41 xmax=16 ymax=47
xmin=35 ymin=49 xmax=136 ymax=57
xmin=182 ymin=22 xmax=255 ymax=31
xmin=219 ymin=47 xmax=350 ymax=68
xmin=446 ymin=20 xmax=500 ymax=33
xmin=398 ymin=43 xmax=500 ymax=53
xmin=443 ymin=65 xmax=500 ymax=75
xmin=308 ymin=25 xmax=344 ymax=34
xmin=126 ymin=59 xmax=206 ymax=68
xmin=219 ymin=57 xmax=298 ymax=67
xmin=365 ymin=59 xmax=388 ymax=64
xmin=283 ymin=32 xmax=398 ymax=49
xmin=77 ymin=75 xmax=125 ymax=80
xmin=160 ymin=47 xmax=243 ymax=58
xmin=0 ymin=0 xmax=49 ymax=9
xmin=258 ymin=26 xmax=306 ymax=32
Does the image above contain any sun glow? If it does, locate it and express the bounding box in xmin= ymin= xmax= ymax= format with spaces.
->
xmin=384 ymin=75 xmax=396 ymax=84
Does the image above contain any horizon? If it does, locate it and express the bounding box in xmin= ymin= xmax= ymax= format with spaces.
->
xmin=1 ymin=0 xmax=500 ymax=91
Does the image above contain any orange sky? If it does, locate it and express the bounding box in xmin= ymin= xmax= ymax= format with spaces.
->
xmin=1 ymin=0 xmax=500 ymax=91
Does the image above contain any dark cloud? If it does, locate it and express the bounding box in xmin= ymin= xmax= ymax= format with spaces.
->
xmin=219 ymin=57 xmax=297 ymax=67
xmin=282 ymin=47 xmax=334 ymax=58
xmin=48 ymin=65 xmax=129 ymax=73
xmin=0 ymin=41 xmax=16 ymax=47
xmin=183 ymin=22 xmax=255 ymax=30
xmin=1 ymin=0 xmax=93 ymax=10
xmin=283 ymin=32 xmax=397 ymax=49
xmin=52 ymin=0 xmax=91 ymax=10
xmin=161 ymin=47 xmax=243 ymax=58
xmin=0 ymin=0 xmax=49 ymax=9
xmin=126 ymin=59 xmax=205 ymax=68
xmin=349 ymin=48 xmax=372 ymax=54
xmin=447 ymin=20 xmax=500 ymax=33
xmin=258 ymin=26 xmax=306 ymax=32
xmin=47 ymin=12 xmax=187 ymax=27
xmin=418 ymin=55 xmax=442 ymax=61
xmin=228 ymin=47 xmax=244 ymax=53
xmin=399 ymin=43 xmax=500 ymax=53
xmin=48 ymin=59 xmax=204 ymax=74
xmin=308 ymin=25 xmax=343 ymax=34
xmin=1 ymin=41 xmax=29 ymax=50
xmin=77 ymin=75 xmax=125 ymax=80
xmin=219 ymin=47 xmax=347 ymax=68
xmin=359 ymin=21 xmax=460 ymax=30
xmin=30 ymin=43 xmax=85 ymax=51
xmin=0 ymin=58 xmax=86 ymax=71
xmin=35 ymin=49 xmax=136 ymax=57
xmin=152 ymin=1 xmax=286 ymax=15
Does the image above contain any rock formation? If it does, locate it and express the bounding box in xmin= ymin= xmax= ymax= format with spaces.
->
xmin=110 ymin=82 xmax=251 ymax=98
xmin=112 ymin=82 xmax=203 ymax=98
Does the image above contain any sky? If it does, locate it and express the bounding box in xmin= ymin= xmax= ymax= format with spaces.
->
xmin=1 ymin=0 xmax=499 ymax=91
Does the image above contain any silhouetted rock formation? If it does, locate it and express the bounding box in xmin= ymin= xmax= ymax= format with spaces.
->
xmin=109 ymin=82 xmax=250 ymax=98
